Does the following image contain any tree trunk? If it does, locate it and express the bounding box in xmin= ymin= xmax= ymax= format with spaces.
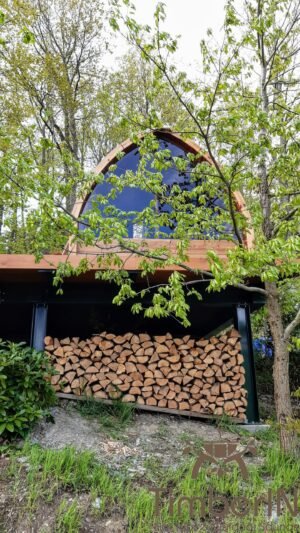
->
xmin=0 ymin=205 xmax=4 ymax=236
xmin=63 ymin=101 xmax=78 ymax=213
xmin=64 ymin=163 xmax=77 ymax=214
xmin=265 ymin=281 xmax=296 ymax=454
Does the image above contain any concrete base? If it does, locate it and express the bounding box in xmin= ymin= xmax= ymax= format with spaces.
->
xmin=242 ymin=424 xmax=270 ymax=433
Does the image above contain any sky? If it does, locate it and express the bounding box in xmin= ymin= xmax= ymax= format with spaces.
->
xmin=121 ymin=0 xmax=227 ymax=70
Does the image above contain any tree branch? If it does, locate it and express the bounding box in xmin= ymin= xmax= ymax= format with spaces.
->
xmin=273 ymin=207 xmax=300 ymax=236
xmin=284 ymin=307 xmax=300 ymax=341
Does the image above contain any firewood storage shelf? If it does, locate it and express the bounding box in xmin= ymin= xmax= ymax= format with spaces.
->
xmin=46 ymin=328 xmax=247 ymax=421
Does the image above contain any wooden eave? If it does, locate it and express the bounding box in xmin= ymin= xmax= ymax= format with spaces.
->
xmin=0 ymin=238 xmax=235 ymax=280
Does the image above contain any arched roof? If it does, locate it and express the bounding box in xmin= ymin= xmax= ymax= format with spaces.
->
xmin=71 ymin=128 xmax=254 ymax=249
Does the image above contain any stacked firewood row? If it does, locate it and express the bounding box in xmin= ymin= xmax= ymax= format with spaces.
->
xmin=45 ymin=328 xmax=247 ymax=420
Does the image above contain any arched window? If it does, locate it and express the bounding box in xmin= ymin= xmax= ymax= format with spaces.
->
xmin=80 ymin=135 xmax=232 ymax=239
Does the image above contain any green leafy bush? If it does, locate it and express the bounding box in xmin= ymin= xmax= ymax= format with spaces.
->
xmin=0 ymin=340 xmax=56 ymax=438
xmin=255 ymin=351 xmax=300 ymax=396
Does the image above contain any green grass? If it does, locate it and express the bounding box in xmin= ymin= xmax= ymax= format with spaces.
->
xmin=215 ymin=413 xmax=242 ymax=434
xmin=125 ymin=488 xmax=156 ymax=533
xmin=55 ymin=499 xmax=83 ymax=533
xmin=14 ymin=443 xmax=123 ymax=511
xmin=193 ymin=437 xmax=205 ymax=453
xmin=178 ymin=431 xmax=195 ymax=444
xmin=143 ymin=456 xmax=165 ymax=483
xmin=178 ymin=433 xmax=205 ymax=455
xmin=76 ymin=396 xmax=135 ymax=438
xmin=262 ymin=444 xmax=300 ymax=490
xmin=253 ymin=424 xmax=279 ymax=445
xmin=155 ymin=420 xmax=169 ymax=438
xmin=3 ymin=422 xmax=300 ymax=533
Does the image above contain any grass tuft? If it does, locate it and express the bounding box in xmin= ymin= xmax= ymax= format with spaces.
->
xmin=55 ymin=499 xmax=83 ymax=533
xmin=76 ymin=396 xmax=135 ymax=438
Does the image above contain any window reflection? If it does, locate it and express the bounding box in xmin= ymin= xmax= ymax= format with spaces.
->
xmin=80 ymin=138 xmax=232 ymax=239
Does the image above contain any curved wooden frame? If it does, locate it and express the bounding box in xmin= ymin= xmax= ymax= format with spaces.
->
xmin=69 ymin=128 xmax=254 ymax=254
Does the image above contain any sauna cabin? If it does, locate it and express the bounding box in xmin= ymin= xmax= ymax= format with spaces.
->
xmin=0 ymin=129 xmax=264 ymax=422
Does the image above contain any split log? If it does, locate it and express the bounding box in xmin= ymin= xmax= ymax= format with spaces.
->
xmin=45 ymin=327 xmax=247 ymax=420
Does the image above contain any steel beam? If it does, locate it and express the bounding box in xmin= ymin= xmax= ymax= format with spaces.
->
xmin=234 ymin=304 xmax=260 ymax=423
xmin=31 ymin=303 xmax=48 ymax=351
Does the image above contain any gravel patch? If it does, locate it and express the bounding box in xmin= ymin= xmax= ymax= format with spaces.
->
xmin=30 ymin=402 xmax=242 ymax=473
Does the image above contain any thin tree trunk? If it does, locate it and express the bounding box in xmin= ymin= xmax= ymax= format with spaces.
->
xmin=265 ymin=281 xmax=297 ymax=454
xmin=63 ymin=102 xmax=78 ymax=213
xmin=0 ymin=205 xmax=4 ymax=236
xmin=64 ymin=162 xmax=77 ymax=213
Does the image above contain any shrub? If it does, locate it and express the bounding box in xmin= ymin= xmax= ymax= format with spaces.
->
xmin=0 ymin=340 xmax=56 ymax=438
xmin=255 ymin=350 xmax=300 ymax=396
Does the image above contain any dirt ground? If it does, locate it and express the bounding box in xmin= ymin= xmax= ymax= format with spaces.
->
xmin=29 ymin=403 xmax=243 ymax=473
xmin=0 ymin=463 xmax=127 ymax=533
xmin=0 ymin=401 xmax=264 ymax=533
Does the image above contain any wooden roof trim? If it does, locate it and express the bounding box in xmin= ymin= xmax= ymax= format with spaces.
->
xmin=70 ymin=129 xmax=254 ymax=250
xmin=0 ymin=241 xmax=235 ymax=272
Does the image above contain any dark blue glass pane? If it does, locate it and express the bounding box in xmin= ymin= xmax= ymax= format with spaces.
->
xmin=80 ymin=138 xmax=232 ymax=239
xmin=80 ymin=147 xmax=154 ymax=237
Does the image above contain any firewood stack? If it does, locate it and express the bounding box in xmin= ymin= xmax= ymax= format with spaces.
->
xmin=44 ymin=328 xmax=247 ymax=420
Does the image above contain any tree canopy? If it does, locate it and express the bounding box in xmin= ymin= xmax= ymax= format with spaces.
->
xmin=0 ymin=0 xmax=299 ymax=449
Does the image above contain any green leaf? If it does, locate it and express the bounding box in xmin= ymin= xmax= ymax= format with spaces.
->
xmin=22 ymin=29 xmax=35 ymax=44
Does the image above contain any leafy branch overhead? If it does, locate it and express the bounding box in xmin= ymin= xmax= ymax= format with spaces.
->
xmin=52 ymin=0 xmax=300 ymax=436
xmin=0 ymin=0 xmax=299 ymax=444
